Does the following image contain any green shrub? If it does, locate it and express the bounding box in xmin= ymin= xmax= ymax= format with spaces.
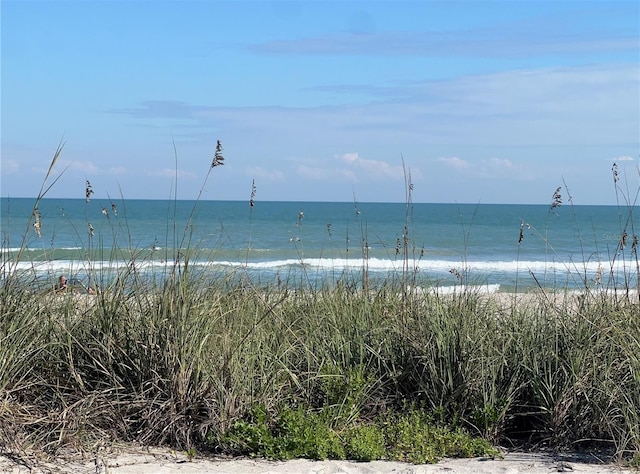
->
xmin=345 ymin=424 xmax=386 ymax=461
xmin=215 ymin=404 xmax=498 ymax=464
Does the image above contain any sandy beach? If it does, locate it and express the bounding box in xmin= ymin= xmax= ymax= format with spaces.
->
xmin=0 ymin=446 xmax=634 ymax=474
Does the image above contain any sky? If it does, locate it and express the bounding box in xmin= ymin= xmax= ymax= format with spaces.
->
xmin=1 ymin=0 xmax=639 ymax=204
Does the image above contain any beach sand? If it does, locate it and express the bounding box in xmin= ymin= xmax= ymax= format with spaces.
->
xmin=0 ymin=446 xmax=633 ymax=474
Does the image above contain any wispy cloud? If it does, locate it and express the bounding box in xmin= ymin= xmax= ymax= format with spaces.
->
xmin=111 ymin=63 xmax=638 ymax=150
xmin=250 ymin=30 xmax=637 ymax=57
xmin=47 ymin=160 xmax=129 ymax=177
xmin=110 ymin=100 xmax=196 ymax=119
xmin=292 ymin=152 xmax=407 ymax=184
xmin=68 ymin=160 xmax=100 ymax=174
xmin=248 ymin=9 xmax=637 ymax=58
xmin=438 ymin=156 xmax=532 ymax=181
xmin=476 ymin=157 xmax=529 ymax=179
xmin=1 ymin=160 xmax=19 ymax=174
xmin=338 ymin=152 xmax=406 ymax=180
xmin=438 ymin=157 xmax=469 ymax=170
xmin=610 ymin=155 xmax=634 ymax=161
xmin=105 ymin=166 xmax=129 ymax=175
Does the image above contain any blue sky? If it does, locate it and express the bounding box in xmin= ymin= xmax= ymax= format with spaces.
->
xmin=2 ymin=0 xmax=639 ymax=204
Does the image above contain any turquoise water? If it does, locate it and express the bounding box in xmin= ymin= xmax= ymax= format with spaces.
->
xmin=2 ymin=197 xmax=640 ymax=292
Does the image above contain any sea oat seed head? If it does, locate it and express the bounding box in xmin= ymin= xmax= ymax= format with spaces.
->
xmin=211 ymin=140 xmax=225 ymax=168
xmin=249 ymin=179 xmax=256 ymax=208
xmin=33 ymin=208 xmax=42 ymax=237
xmin=518 ymin=221 xmax=525 ymax=244
xmin=550 ymin=187 xmax=562 ymax=210
xmin=85 ymin=180 xmax=94 ymax=202
xmin=594 ymin=264 xmax=603 ymax=285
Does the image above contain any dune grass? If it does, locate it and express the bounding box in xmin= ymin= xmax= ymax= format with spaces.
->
xmin=0 ymin=272 xmax=638 ymax=463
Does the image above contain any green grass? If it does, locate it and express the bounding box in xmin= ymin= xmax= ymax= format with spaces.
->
xmin=0 ymin=274 xmax=638 ymax=464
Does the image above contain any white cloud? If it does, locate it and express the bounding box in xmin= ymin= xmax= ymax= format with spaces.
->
xmin=292 ymin=153 xmax=405 ymax=184
xmin=335 ymin=168 xmax=357 ymax=182
xmin=1 ymin=160 xmax=19 ymax=174
xmin=436 ymin=155 xmax=534 ymax=182
xmin=341 ymin=152 xmax=359 ymax=163
xmin=486 ymin=157 xmax=513 ymax=168
xmin=438 ymin=157 xmax=469 ymax=169
xmin=611 ymin=155 xmax=634 ymax=161
xmin=337 ymin=152 xmax=405 ymax=180
xmin=106 ymin=166 xmax=128 ymax=175
xmin=69 ymin=160 xmax=100 ymax=174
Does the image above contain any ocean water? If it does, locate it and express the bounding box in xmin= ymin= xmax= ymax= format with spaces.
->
xmin=2 ymin=197 xmax=640 ymax=293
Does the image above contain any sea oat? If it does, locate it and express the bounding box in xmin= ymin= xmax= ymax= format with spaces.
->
xmin=33 ymin=208 xmax=42 ymax=237
xmin=88 ymin=223 xmax=95 ymax=237
xmin=111 ymin=203 xmax=118 ymax=216
xmin=362 ymin=238 xmax=369 ymax=258
xmin=449 ymin=268 xmax=462 ymax=281
xmin=594 ymin=264 xmax=603 ymax=286
xmin=101 ymin=205 xmax=109 ymax=219
xmin=612 ymin=162 xmax=619 ymax=183
xmin=550 ymin=187 xmax=562 ymax=210
xmin=249 ymin=179 xmax=256 ymax=208
xmin=633 ymin=235 xmax=638 ymax=254
xmin=353 ymin=196 xmax=361 ymax=216
xmin=211 ymin=140 xmax=224 ymax=168
xmin=85 ymin=180 xmax=94 ymax=202
xmin=518 ymin=221 xmax=525 ymax=244
xmin=326 ymin=223 xmax=332 ymax=237
xmin=621 ymin=230 xmax=628 ymax=249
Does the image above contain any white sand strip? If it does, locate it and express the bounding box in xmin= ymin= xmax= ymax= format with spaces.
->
xmin=1 ymin=449 xmax=632 ymax=473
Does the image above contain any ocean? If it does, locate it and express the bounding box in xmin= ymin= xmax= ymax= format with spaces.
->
xmin=2 ymin=197 xmax=640 ymax=293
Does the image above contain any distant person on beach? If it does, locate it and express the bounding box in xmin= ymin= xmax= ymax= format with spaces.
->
xmin=54 ymin=275 xmax=68 ymax=293
xmin=54 ymin=275 xmax=96 ymax=294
